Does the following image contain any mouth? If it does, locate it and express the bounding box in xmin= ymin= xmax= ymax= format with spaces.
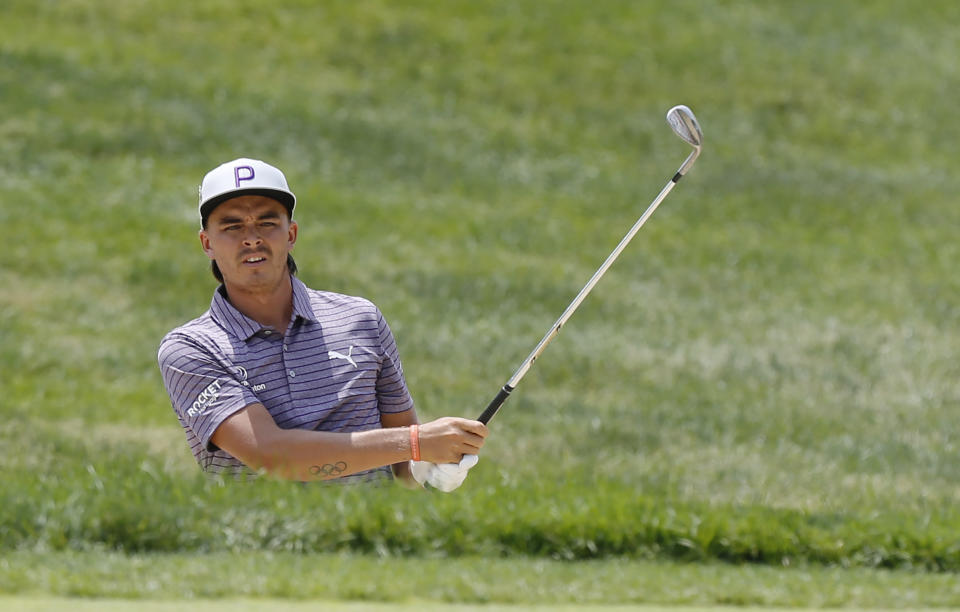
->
xmin=241 ymin=254 xmax=268 ymax=266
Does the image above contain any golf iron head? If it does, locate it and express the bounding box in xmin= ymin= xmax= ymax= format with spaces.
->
xmin=666 ymin=105 xmax=702 ymax=147
xmin=666 ymin=105 xmax=702 ymax=177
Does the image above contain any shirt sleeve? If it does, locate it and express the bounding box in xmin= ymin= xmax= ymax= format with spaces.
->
xmin=374 ymin=308 xmax=415 ymax=414
xmin=157 ymin=333 xmax=260 ymax=452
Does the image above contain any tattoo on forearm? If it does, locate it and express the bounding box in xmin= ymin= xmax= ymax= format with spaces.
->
xmin=310 ymin=461 xmax=347 ymax=478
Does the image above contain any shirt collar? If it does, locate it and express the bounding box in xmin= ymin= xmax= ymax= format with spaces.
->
xmin=209 ymin=275 xmax=318 ymax=341
xmin=290 ymin=276 xmax=319 ymax=324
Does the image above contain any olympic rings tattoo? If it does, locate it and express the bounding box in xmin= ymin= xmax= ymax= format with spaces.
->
xmin=310 ymin=461 xmax=348 ymax=477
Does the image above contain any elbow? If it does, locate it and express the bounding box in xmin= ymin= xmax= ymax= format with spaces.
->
xmin=210 ymin=405 xmax=309 ymax=480
xmin=216 ymin=429 xmax=300 ymax=479
xmin=240 ymin=436 xmax=306 ymax=480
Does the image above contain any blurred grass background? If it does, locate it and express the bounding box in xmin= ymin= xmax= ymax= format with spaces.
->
xmin=1 ymin=0 xmax=959 ymax=606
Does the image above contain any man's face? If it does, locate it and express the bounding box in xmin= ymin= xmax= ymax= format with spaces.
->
xmin=199 ymin=195 xmax=298 ymax=291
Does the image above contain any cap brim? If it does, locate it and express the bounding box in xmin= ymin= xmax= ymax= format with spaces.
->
xmin=200 ymin=188 xmax=296 ymax=224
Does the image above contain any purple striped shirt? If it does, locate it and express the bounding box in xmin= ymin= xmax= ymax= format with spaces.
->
xmin=157 ymin=276 xmax=414 ymax=483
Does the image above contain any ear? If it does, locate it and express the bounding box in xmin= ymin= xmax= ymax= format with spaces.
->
xmin=199 ymin=229 xmax=216 ymax=261
xmin=287 ymin=220 xmax=298 ymax=250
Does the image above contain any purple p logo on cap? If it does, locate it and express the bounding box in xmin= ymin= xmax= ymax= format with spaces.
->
xmin=234 ymin=165 xmax=255 ymax=188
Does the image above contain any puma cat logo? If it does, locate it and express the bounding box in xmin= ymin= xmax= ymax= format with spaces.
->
xmin=328 ymin=346 xmax=358 ymax=369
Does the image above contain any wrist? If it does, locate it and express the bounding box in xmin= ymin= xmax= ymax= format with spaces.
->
xmin=409 ymin=424 xmax=421 ymax=461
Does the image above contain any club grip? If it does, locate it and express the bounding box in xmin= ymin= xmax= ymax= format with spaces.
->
xmin=477 ymin=385 xmax=513 ymax=424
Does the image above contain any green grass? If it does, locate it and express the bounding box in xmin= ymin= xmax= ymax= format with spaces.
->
xmin=2 ymin=0 xmax=959 ymax=606
xmin=4 ymin=551 xmax=960 ymax=609
xmin=5 ymin=604 xmax=945 ymax=612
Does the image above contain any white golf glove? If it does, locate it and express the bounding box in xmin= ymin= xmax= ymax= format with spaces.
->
xmin=409 ymin=454 xmax=479 ymax=492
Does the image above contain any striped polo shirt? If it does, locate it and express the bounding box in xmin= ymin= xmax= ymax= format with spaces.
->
xmin=157 ymin=275 xmax=414 ymax=483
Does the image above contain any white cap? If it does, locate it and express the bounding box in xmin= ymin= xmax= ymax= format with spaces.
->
xmin=198 ymin=158 xmax=296 ymax=224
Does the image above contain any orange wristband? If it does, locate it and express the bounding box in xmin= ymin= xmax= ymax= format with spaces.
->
xmin=409 ymin=424 xmax=421 ymax=461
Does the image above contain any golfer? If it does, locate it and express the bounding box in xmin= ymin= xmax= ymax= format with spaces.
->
xmin=158 ymin=158 xmax=488 ymax=490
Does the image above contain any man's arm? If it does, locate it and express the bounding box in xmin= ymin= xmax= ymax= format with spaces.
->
xmin=211 ymin=403 xmax=486 ymax=481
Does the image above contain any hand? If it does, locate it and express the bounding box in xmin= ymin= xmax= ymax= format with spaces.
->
xmin=409 ymin=458 xmax=434 ymax=487
xmin=417 ymin=417 xmax=488 ymax=464
xmin=429 ymin=454 xmax=479 ymax=492
xmin=409 ymin=454 xmax=479 ymax=492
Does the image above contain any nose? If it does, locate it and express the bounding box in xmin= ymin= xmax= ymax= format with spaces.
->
xmin=242 ymin=225 xmax=263 ymax=247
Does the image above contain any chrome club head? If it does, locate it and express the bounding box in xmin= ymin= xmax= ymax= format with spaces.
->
xmin=666 ymin=105 xmax=702 ymax=148
xmin=665 ymin=105 xmax=702 ymax=177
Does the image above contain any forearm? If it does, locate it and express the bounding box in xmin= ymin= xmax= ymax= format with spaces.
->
xmin=212 ymin=404 xmax=415 ymax=481
xmin=246 ymin=426 xmax=414 ymax=481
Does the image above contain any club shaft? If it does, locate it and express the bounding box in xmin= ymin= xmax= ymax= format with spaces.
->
xmin=477 ymin=154 xmax=695 ymax=424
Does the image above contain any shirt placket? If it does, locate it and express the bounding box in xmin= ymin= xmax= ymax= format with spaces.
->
xmin=281 ymin=322 xmax=299 ymax=406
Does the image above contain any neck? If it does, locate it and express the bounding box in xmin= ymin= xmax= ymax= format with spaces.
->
xmin=222 ymin=274 xmax=294 ymax=333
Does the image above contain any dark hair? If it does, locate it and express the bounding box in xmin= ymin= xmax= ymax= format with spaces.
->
xmin=211 ymin=254 xmax=298 ymax=283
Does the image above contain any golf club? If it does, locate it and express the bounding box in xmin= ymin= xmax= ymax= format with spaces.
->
xmin=476 ymin=105 xmax=703 ymax=425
